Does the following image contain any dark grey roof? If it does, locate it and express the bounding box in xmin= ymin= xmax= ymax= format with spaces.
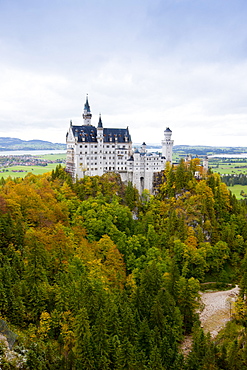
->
xmin=71 ymin=125 xmax=131 ymax=143
xmin=103 ymin=127 xmax=131 ymax=143
xmin=165 ymin=127 xmax=172 ymax=132
xmin=72 ymin=125 xmax=97 ymax=142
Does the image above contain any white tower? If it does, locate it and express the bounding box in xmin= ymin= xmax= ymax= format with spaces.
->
xmin=82 ymin=95 xmax=92 ymax=125
xmin=140 ymin=142 xmax=147 ymax=154
xmin=203 ymin=156 xmax=209 ymax=171
xmin=162 ymin=127 xmax=174 ymax=162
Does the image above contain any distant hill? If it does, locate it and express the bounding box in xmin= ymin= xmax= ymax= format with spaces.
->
xmin=0 ymin=137 xmax=66 ymax=151
xmin=2 ymin=137 xmax=247 ymax=155
xmin=140 ymin=144 xmax=247 ymax=156
xmin=173 ymin=145 xmax=247 ymax=156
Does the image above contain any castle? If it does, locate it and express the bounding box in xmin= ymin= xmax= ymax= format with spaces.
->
xmin=66 ymin=96 xmax=174 ymax=194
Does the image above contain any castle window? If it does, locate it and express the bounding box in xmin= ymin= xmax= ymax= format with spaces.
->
xmin=80 ymin=145 xmax=82 ymax=148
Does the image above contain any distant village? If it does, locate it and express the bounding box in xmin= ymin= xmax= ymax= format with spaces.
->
xmin=0 ymin=155 xmax=65 ymax=173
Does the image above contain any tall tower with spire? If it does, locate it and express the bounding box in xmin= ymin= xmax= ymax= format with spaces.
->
xmin=82 ymin=95 xmax=92 ymax=125
xmin=97 ymin=114 xmax=104 ymax=176
xmin=162 ymin=127 xmax=174 ymax=162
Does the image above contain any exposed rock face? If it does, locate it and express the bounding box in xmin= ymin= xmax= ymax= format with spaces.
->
xmin=199 ymin=285 xmax=239 ymax=338
xmin=180 ymin=285 xmax=240 ymax=356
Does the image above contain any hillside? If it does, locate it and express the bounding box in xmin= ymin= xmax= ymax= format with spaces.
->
xmin=0 ymin=137 xmax=66 ymax=150
xmin=0 ymin=160 xmax=247 ymax=368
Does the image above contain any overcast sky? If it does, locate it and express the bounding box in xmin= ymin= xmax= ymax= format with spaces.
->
xmin=1 ymin=0 xmax=247 ymax=146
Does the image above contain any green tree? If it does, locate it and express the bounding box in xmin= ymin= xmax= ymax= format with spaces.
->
xmin=74 ymin=307 xmax=94 ymax=370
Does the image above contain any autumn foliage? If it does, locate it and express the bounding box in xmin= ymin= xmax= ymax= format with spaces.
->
xmin=0 ymin=161 xmax=247 ymax=369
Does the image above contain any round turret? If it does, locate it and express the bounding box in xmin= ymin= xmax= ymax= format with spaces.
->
xmin=162 ymin=127 xmax=174 ymax=162
xmin=164 ymin=127 xmax=172 ymax=140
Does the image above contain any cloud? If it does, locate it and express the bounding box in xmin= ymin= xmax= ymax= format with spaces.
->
xmin=0 ymin=65 xmax=71 ymax=119
xmin=1 ymin=0 xmax=247 ymax=147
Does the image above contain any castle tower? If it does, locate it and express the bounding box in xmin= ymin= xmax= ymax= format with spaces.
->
xmin=82 ymin=95 xmax=92 ymax=125
xmin=162 ymin=127 xmax=174 ymax=162
xmin=203 ymin=156 xmax=209 ymax=171
xmin=140 ymin=142 xmax=147 ymax=154
xmin=97 ymin=114 xmax=104 ymax=176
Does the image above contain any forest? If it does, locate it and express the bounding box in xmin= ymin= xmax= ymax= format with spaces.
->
xmin=1 ymin=158 xmax=247 ymax=368
xmin=221 ymin=173 xmax=247 ymax=186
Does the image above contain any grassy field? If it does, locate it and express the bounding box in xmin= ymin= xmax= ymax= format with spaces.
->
xmin=209 ymin=162 xmax=247 ymax=175
xmin=207 ymin=159 xmax=247 ymax=199
xmin=0 ymin=163 xmax=65 ymax=179
xmin=0 ymin=153 xmax=66 ymax=179
xmin=227 ymin=185 xmax=247 ymax=200
xmin=36 ymin=153 xmax=66 ymax=161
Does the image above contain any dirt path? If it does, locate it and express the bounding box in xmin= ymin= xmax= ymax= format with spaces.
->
xmin=180 ymin=285 xmax=239 ymax=355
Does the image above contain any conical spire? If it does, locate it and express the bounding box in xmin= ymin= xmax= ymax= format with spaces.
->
xmin=98 ymin=113 xmax=103 ymax=128
xmin=84 ymin=94 xmax=91 ymax=113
